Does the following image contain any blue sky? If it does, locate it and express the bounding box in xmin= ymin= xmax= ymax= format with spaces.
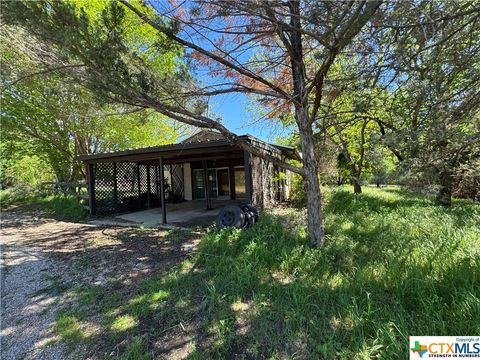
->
xmin=205 ymin=91 xmax=293 ymax=142
xmin=193 ymin=63 xmax=293 ymax=142
xmin=147 ymin=2 xmax=293 ymax=143
xmin=192 ymin=55 xmax=294 ymax=143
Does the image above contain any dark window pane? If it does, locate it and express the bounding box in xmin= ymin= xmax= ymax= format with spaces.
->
xmin=235 ymin=168 xmax=245 ymax=198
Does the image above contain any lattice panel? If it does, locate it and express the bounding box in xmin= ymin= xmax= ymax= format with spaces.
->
xmin=116 ymin=162 xmax=139 ymax=213
xmin=92 ymin=161 xmax=185 ymax=216
xmin=149 ymin=164 xmax=161 ymax=206
xmin=170 ymin=164 xmax=184 ymax=202
xmin=94 ymin=162 xmax=116 ymax=216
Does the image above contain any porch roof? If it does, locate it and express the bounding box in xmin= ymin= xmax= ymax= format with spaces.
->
xmin=76 ymin=134 xmax=300 ymax=163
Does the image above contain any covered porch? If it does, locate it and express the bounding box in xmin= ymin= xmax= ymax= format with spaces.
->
xmin=112 ymin=199 xmax=243 ymax=227
xmin=80 ymin=138 xmax=254 ymax=226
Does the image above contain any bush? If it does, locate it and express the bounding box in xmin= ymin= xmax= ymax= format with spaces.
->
xmin=4 ymin=154 xmax=54 ymax=188
xmin=453 ymin=159 xmax=480 ymax=201
xmin=288 ymin=172 xmax=306 ymax=207
xmin=37 ymin=195 xmax=88 ymax=221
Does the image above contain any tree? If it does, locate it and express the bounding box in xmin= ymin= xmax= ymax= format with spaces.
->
xmin=312 ymin=54 xmax=389 ymax=194
xmin=1 ymin=16 xmax=180 ymax=184
xmin=2 ymin=0 xmax=385 ymax=246
xmin=374 ymin=1 xmax=480 ymax=205
xmin=308 ymin=1 xmax=480 ymax=200
xmin=365 ymin=143 xmax=397 ymax=188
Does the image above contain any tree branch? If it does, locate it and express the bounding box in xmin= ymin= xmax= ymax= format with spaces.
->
xmin=118 ymin=0 xmax=296 ymax=104
xmin=3 ymin=64 xmax=85 ymax=89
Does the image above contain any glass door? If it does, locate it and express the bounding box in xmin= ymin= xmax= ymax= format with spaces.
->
xmin=207 ymin=169 xmax=217 ymax=198
xmin=194 ymin=169 xmax=218 ymax=199
xmin=193 ymin=169 xmax=205 ymax=199
xmin=193 ymin=168 xmax=230 ymax=199
xmin=217 ymin=168 xmax=230 ymax=199
xmin=234 ymin=167 xmax=246 ymax=198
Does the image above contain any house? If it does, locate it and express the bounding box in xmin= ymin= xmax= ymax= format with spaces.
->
xmin=77 ymin=131 xmax=299 ymax=226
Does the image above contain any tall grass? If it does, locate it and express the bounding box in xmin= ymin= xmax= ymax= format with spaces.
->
xmin=57 ymin=187 xmax=480 ymax=358
xmin=1 ymin=188 xmax=88 ymax=221
xmin=175 ymin=187 xmax=479 ymax=358
xmin=36 ymin=195 xmax=88 ymax=221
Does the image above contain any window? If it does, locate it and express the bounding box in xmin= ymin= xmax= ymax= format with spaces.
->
xmin=235 ymin=167 xmax=245 ymax=198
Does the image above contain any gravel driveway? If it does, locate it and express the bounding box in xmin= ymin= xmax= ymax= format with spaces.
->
xmin=1 ymin=209 xmax=71 ymax=359
xmin=1 ymin=207 xmax=199 ymax=360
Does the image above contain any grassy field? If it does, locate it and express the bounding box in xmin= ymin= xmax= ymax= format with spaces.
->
xmin=0 ymin=189 xmax=88 ymax=220
xmin=52 ymin=187 xmax=479 ymax=359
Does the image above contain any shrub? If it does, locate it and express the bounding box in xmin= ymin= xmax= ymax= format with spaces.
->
xmin=452 ymin=159 xmax=480 ymax=201
xmin=37 ymin=195 xmax=88 ymax=220
xmin=5 ymin=154 xmax=54 ymax=188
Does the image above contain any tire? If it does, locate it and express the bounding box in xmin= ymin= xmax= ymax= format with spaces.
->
xmin=216 ymin=205 xmax=245 ymax=229
xmin=240 ymin=204 xmax=258 ymax=221
xmin=243 ymin=211 xmax=254 ymax=229
xmin=247 ymin=211 xmax=256 ymax=226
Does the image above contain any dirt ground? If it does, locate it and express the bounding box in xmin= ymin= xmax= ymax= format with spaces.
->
xmin=0 ymin=206 xmax=201 ymax=360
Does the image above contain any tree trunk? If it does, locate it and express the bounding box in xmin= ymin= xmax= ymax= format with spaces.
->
xmin=287 ymin=2 xmax=325 ymax=247
xmin=437 ymin=169 xmax=453 ymax=206
xmin=298 ymin=122 xmax=325 ymax=247
xmin=352 ymin=166 xmax=362 ymax=194
xmin=353 ymin=179 xmax=362 ymax=194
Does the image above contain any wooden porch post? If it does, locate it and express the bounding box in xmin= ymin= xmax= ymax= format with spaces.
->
xmin=169 ymin=164 xmax=174 ymax=203
xmin=146 ymin=164 xmax=151 ymax=208
xmin=155 ymin=164 xmax=160 ymax=199
xmin=244 ymin=151 xmax=253 ymax=204
xmin=87 ymin=163 xmax=96 ymax=216
xmin=159 ymin=157 xmax=167 ymax=224
xmin=229 ymin=165 xmax=236 ymax=200
xmin=203 ymin=160 xmax=212 ymax=210
xmin=113 ymin=162 xmax=118 ymax=209
xmin=136 ymin=163 xmax=141 ymax=209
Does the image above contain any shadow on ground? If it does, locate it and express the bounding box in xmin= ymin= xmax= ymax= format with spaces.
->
xmin=3 ymin=188 xmax=479 ymax=359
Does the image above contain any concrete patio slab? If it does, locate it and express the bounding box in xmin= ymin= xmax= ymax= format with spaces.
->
xmin=89 ymin=199 xmax=244 ymax=228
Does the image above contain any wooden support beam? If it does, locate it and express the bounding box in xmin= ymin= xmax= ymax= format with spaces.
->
xmin=244 ymin=151 xmax=253 ymax=204
xmin=159 ymin=157 xmax=167 ymax=224
xmin=203 ymin=160 xmax=212 ymax=210
xmin=113 ymin=162 xmax=118 ymax=207
xmin=87 ymin=163 xmax=96 ymax=216
xmin=146 ymin=164 xmax=151 ymax=208
xmin=155 ymin=164 xmax=160 ymax=199
xmin=229 ymin=165 xmax=236 ymax=200
xmin=169 ymin=164 xmax=174 ymax=202
xmin=136 ymin=163 xmax=141 ymax=209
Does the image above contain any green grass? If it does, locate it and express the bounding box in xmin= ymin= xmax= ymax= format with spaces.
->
xmin=55 ymin=311 xmax=90 ymax=351
xmin=1 ymin=188 xmax=88 ymax=220
xmin=54 ymin=187 xmax=480 ymax=359
xmin=36 ymin=194 xmax=88 ymax=221
xmin=0 ymin=187 xmax=36 ymax=206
